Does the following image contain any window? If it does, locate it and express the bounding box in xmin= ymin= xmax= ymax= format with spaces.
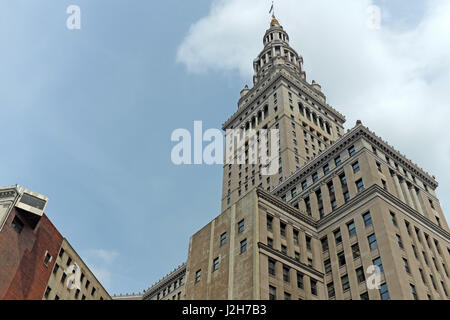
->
xmin=283 ymin=266 xmax=290 ymax=282
xmin=53 ymin=263 xmax=59 ymax=275
xmin=220 ymin=232 xmax=227 ymax=246
xmin=410 ymin=284 xmax=418 ymax=300
xmin=281 ymin=245 xmax=287 ymax=255
xmin=54 ymin=295 xmax=60 ymax=300
xmin=429 ymin=199 xmax=435 ymax=210
xmin=91 ymin=287 xmax=96 ymax=296
xmin=280 ymin=222 xmax=286 ymax=237
xmin=321 ymin=236 xmax=329 ymax=252
xmin=352 ymin=161 xmax=360 ymax=173
xmin=306 ymin=236 xmax=312 ymax=251
xmin=43 ymin=252 xmax=52 ymax=266
xmin=295 ymin=252 xmax=300 ymax=262
xmin=291 ymin=187 xmax=297 ymax=198
xmin=430 ymin=274 xmax=437 ymax=289
xmin=324 ymin=259 xmax=332 ymax=274
xmin=348 ymin=146 xmax=356 ymax=157
xmin=363 ymin=212 xmax=372 ymax=227
xmin=61 ymin=272 xmax=67 ymax=284
xmin=390 ymin=212 xmax=398 ymax=227
xmin=240 ymin=239 xmax=247 ymax=253
xmin=284 ymin=292 xmax=292 ymax=300
xmin=368 ymin=234 xmax=378 ymax=250
xmin=373 ymin=257 xmax=384 ymax=273
xmin=195 ymin=270 xmax=201 ymax=283
xmin=376 ymin=162 xmax=382 ymax=172
xmin=379 ymin=283 xmax=390 ymax=300
xmin=396 ymin=234 xmax=404 ymax=249
xmin=338 ymin=251 xmax=346 ymax=267
xmin=297 ymin=272 xmax=304 ymax=289
xmin=267 ymin=237 xmax=273 ymax=248
xmin=403 ymin=258 xmax=411 ymax=274
xmin=360 ymin=292 xmax=369 ymax=300
xmin=442 ymin=281 xmax=448 ymax=297
xmin=351 ymin=243 xmax=360 ymax=259
xmin=312 ymin=172 xmax=319 ymax=183
xmin=302 ymin=180 xmax=307 ymax=190
xmin=293 ymin=229 xmax=299 ymax=245
xmin=81 ymin=295 xmax=86 ymax=300
xmin=335 ymin=156 xmax=342 ymax=166
xmin=327 ymin=282 xmax=335 ymax=298
xmin=347 ymin=220 xmax=356 ymax=237
xmin=238 ymin=219 xmax=245 ymax=233
xmin=323 ymin=164 xmax=330 ymax=175
xmin=268 ymin=259 xmax=276 ymax=276
xmin=269 ymin=286 xmax=277 ymax=300
xmin=44 ymin=286 xmax=51 ymax=299
xmin=308 ymin=258 xmax=313 ymax=267
xmin=356 ymin=179 xmax=365 ymax=192
xmin=423 ymin=252 xmax=429 ymax=266
xmin=66 ymin=256 xmax=72 ymax=266
xmin=75 ymin=289 xmax=80 ymax=299
xmin=344 ymin=191 xmax=350 ymax=203
xmin=334 ymin=228 xmax=342 ymax=245
xmin=341 ymin=274 xmax=350 ymax=291
xmin=213 ymin=257 xmax=220 ymax=272
xmin=85 ymin=279 xmax=90 ymax=289
xmin=311 ymin=280 xmax=318 ymax=295
xmin=356 ymin=267 xmax=366 ymax=283
xmin=11 ymin=216 xmax=24 ymax=234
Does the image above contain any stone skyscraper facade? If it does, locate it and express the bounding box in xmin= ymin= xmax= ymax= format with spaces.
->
xmin=147 ymin=16 xmax=450 ymax=301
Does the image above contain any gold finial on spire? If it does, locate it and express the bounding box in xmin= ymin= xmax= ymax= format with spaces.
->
xmin=269 ymin=1 xmax=279 ymax=26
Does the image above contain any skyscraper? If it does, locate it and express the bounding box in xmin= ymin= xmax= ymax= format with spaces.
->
xmin=181 ymin=16 xmax=450 ymax=300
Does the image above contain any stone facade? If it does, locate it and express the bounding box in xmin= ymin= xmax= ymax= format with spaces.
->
xmin=182 ymin=16 xmax=450 ymax=300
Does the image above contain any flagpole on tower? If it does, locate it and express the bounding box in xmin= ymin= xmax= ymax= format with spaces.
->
xmin=269 ymin=1 xmax=275 ymax=18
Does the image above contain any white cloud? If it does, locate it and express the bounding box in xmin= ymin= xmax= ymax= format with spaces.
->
xmin=84 ymin=249 xmax=120 ymax=290
xmin=177 ymin=0 xmax=450 ymax=220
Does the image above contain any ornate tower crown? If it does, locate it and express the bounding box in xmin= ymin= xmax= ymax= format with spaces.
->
xmin=253 ymin=15 xmax=305 ymax=85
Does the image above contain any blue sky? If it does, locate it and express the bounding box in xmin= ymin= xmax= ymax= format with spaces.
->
xmin=1 ymin=1 xmax=449 ymax=295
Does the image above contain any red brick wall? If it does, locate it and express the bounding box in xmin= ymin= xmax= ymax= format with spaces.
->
xmin=0 ymin=208 xmax=63 ymax=300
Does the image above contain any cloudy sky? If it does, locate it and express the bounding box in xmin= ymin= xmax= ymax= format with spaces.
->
xmin=0 ymin=0 xmax=449 ymax=295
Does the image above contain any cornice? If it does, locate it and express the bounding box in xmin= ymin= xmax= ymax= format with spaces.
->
xmin=272 ymin=124 xmax=438 ymax=196
xmin=258 ymin=242 xmax=324 ymax=279
xmin=256 ymin=188 xmax=318 ymax=228
xmin=143 ymin=263 xmax=186 ymax=299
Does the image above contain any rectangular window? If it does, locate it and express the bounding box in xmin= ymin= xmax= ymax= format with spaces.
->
xmin=410 ymin=284 xmax=418 ymax=300
xmin=266 ymin=215 xmax=273 ymax=231
xmin=403 ymin=258 xmax=410 ymax=274
xmin=356 ymin=179 xmax=365 ymax=192
xmin=356 ymin=267 xmax=366 ymax=283
xmin=390 ymin=212 xmax=398 ymax=227
xmin=352 ymin=161 xmax=360 ymax=173
xmin=324 ymin=259 xmax=332 ymax=274
xmin=397 ymin=234 xmax=404 ymax=249
xmin=335 ymin=156 xmax=342 ymax=166
xmin=240 ymin=239 xmax=247 ymax=253
xmin=66 ymin=256 xmax=72 ymax=266
xmin=281 ymin=245 xmax=287 ymax=255
xmin=238 ymin=219 xmax=245 ymax=233
xmin=195 ymin=270 xmax=201 ymax=283
xmin=380 ymin=283 xmax=390 ymax=300
xmin=220 ymin=232 xmax=227 ymax=246
xmin=360 ymin=292 xmax=369 ymax=300
xmin=291 ymin=187 xmax=297 ymax=198
xmin=267 ymin=237 xmax=273 ymax=248
xmin=293 ymin=229 xmax=299 ymax=245
xmin=348 ymin=146 xmax=356 ymax=157
xmin=373 ymin=257 xmax=384 ymax=273
xmin=341 ymin=274 xmax=350 ymax=291
xmin=347 ymin=220 xmax=356 ymax=237
xmin=280 ymin=222 xmax=286 ymax=237
xmin=213 ymin=257 xmax=219 ymax=272
xmin=338 ymin=251 xmax=346 ymax=267
xmin=44 ymin=252 xmax=52 ymax=266
xmin=85 ymin=279 xmax=90 ymax=289
xmin=269 ymin=286 xmax=277 ymax=300
xmin=368 ymin=233 xmax=378 ymax=250
xmin=321 ymin=236 xmax=329 ymax=252
xmin=297 ymin=272 xmax=304 ymax=289
xmin=284 ymin=292 xmax=291 ymax=300
xmin=334 ymin=228 xmax=342 ymax=245
xmin=283 ymin=266 xmax=290 ymax=282
xmin=327 ymin=282 xmax=335 ymax=298
xmin=323 ymin=164 xmax=330 ymax=175
xmin=268 ymin=259 xmax=276 ymax=276
xmin=351 ymin=243 xmax=360 ymax=259
xmin=363 ymin=212 xmax=372 ymax=227
xmin=311 ymin=280 xmax=318 ymax=296
xmin=44 ymin=286 xmax=51 ymax=299
xmin=295 ymin=252 xmax=300 ymax=262
xmin=53 ymin=263 xmax=59 ymax=275
xmin=312 ymin=172 xmax=319 ymax=183
xmin=306 ymin=236 xmax=312 ymax=251
xmin=61 ymin=272 xmax=67 ymax=284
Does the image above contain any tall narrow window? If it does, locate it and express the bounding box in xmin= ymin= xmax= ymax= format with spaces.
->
xmin=368 ymin=234 xmax=378 ymax=250
xmin=334 ymin=228 xmax=342 ymax=245
xmin=347 ymin=220 xmax=356 ymax=237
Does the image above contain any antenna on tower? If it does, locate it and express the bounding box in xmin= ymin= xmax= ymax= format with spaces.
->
xmin=269 ymin=1 xmax=275 ymax=18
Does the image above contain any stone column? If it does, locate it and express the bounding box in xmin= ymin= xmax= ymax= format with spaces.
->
xmin=411 ymin=187 xmax=424 ymax=216
xmin=392 ymin=174 xmax=405 ymax=202
xmin=401 ymin=180 xmax=414 ymax=208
